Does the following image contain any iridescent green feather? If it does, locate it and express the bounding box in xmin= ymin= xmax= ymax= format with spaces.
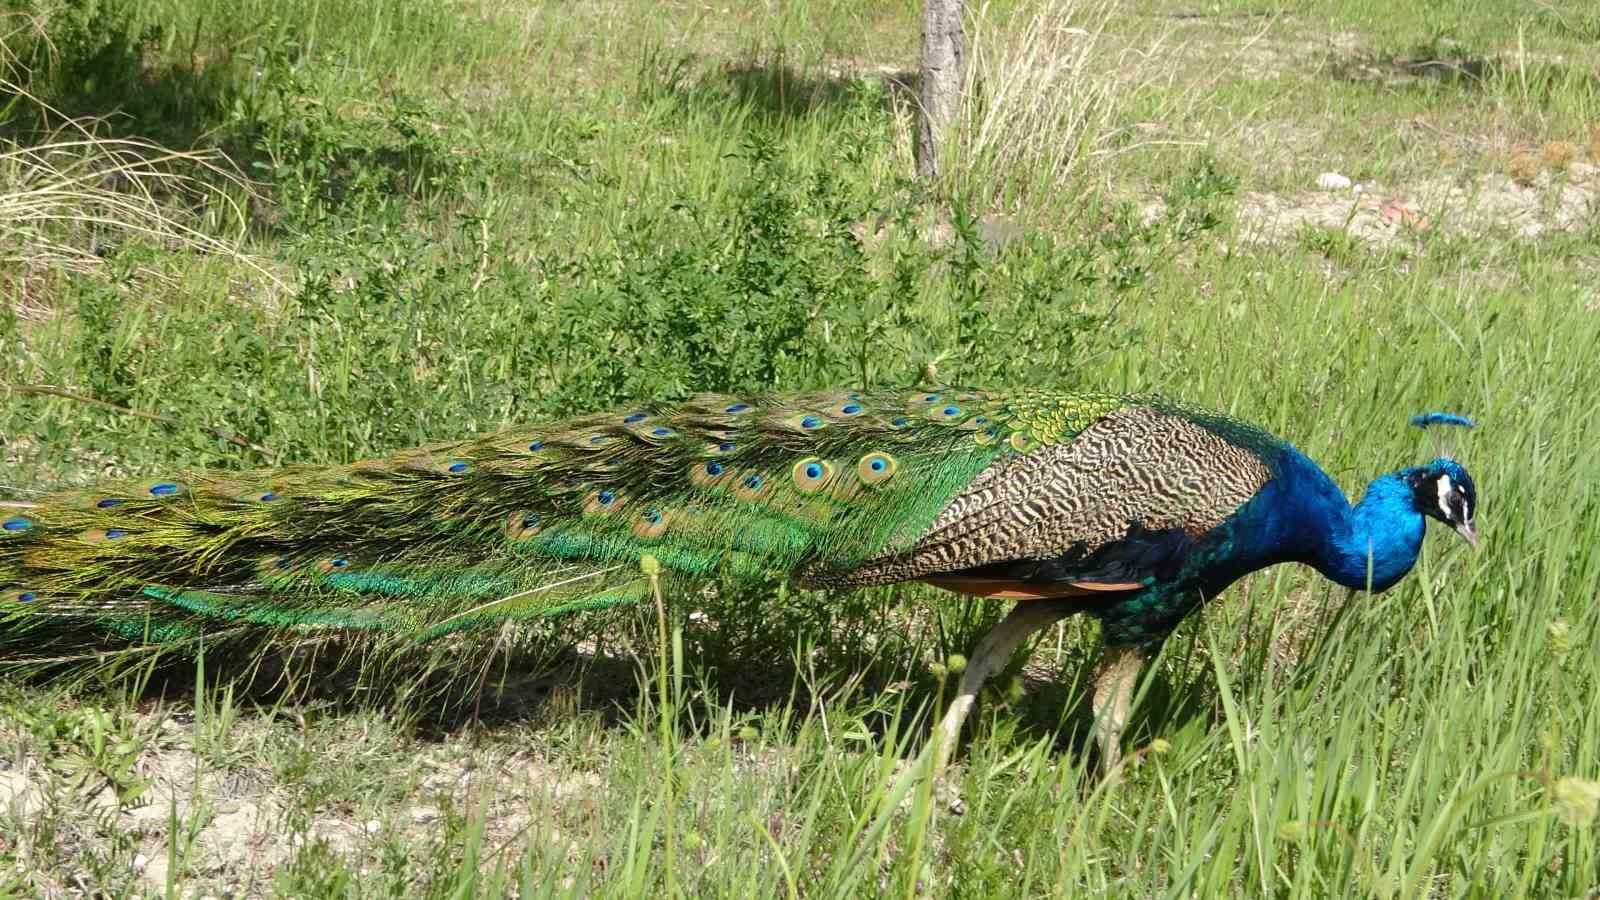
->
xmin=0 ymin=387 xmax=1142 ymax=661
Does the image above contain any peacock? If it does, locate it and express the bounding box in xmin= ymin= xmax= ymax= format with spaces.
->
xmin=0 ymin=388 xmax=1478 ymax=770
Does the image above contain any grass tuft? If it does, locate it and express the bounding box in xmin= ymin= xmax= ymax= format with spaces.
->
xmin=0 ymin=83 xmax=283 ymax=310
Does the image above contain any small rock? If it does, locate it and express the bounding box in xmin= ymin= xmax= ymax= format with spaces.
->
xmin=365 ymin=819 xmax=380 ymax=834
xmin=0 ymin=772 xmax=43 ymax=817
xmin=143 ymin=853 xmax=172 ymax=889
xmin=1379 ymin=201 xmax=1429 ymax=231
xmin=1316 ymin=172 xmax=1353 ymax=190
xmin=133 ymin=853 xmax=150 ymax=870
xmin=410 ymin=806 xmax=442 ymax=824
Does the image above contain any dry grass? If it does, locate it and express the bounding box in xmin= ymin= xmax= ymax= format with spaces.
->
xmin=0 ymin=6 xmax=50 ymax=78
xmin=0 ymin=83 xmax=286 ymax=312
xmin=940 ymin=0 xmax=1201 ymax=218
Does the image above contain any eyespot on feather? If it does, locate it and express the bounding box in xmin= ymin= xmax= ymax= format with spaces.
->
xmin=2 ymin=517 xmax=33 ymax=533
xmin=146 ymin=481 xmax=183 ymax=498
xmin=791 ymin=457 xmax=835 ymax=493
xmin=1009 ymin=432 xmax=1035 ymax=452
xmin=584 ymin=488 xmax=623 ymax=514
xmin=4 ymin=589 xmax=38 ymax=604
xmin=857 ymin=453 xmax=898 ymax=484
xmin=81 ymin=528 xmax=129 ymax=543
xmin=732 ymin=471 xmax=773 ymax=501
xmin=786 ymin=413 xmax=826 ymax=431
xmin=446 ymin=460 xmax=470 ymax=474
xmin=317 ymin=557 xmax=352 ymax=574
xmin=633 ymin=507 xmax=670 ymax=539
xmin=258 ymin=555 xmax=295 ymax=575
xmin=507 ymin=511 xmax=543 ymax=540
xmin=691 ymin=460 xmax=733 ymax=487
xmin=590 ymin=454 xmax=626 ymax=473
xmin=724 ymin=403 xmax=753 ymax=414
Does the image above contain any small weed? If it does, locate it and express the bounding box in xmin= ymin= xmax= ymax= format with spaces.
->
xmin=1163 ymin=154 xmax=1240 ymax=241
xmin=16 ymin=704 xmax=146 ymax=797
xmin=1298 ymin=224 xmax=1365 ymax=264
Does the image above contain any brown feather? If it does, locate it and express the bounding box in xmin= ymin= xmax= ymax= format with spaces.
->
xmin=919 ymin=577 xmax=1142 ymax=600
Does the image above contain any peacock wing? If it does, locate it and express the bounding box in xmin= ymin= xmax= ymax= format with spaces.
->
xmin=819 ymin=406 xmax=1276 ymax=596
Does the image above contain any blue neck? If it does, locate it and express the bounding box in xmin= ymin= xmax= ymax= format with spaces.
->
xmin=1320 ymin=471 xmax=1426 ymax=590
xmin=1247 ymin=450 xmax=1426 ymax=593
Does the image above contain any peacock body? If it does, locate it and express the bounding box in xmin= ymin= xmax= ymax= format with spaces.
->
xmin=0 ymin=387 xmax=1477 ymax=767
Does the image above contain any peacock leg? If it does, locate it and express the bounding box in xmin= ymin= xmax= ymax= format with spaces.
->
xmin=930 ymin=599 xmax=1078 ymax=778
xmin=1089 ymin=644 xmax=1147 ymax=775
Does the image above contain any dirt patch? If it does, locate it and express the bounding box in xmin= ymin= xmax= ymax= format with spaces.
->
xmin=0 ymin=701 xmax=618 ymax=895
xmin=1231 ymin=161 xmax=1599 ymax=244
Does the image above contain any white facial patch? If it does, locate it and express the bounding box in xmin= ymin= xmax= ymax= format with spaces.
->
xmin=1435 ymin=474 xmax=1454 ymax=519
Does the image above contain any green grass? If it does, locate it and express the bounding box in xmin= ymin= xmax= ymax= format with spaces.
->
xmin=3 ymin=0 xmax=1599 ymax=895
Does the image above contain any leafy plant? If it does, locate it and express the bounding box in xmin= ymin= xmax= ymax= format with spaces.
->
xmin=1 ymin=0 xmax=160 ymax=98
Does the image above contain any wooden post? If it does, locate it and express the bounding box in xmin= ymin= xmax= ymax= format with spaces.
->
xmin=917 ymin=0 xmax=965 ymax=180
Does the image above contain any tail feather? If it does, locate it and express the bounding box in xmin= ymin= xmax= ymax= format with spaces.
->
xmin=1 ymin=387 xmax=1132 ymax=667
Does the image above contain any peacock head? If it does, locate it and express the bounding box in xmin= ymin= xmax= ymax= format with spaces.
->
xmin=1403 ymin=458 xmax=1478 ymax=550
xmin=1406 ymin=411 xmax=1478 ymax=549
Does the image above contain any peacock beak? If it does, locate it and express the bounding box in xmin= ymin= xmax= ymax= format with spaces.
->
xmin=1454 ymin=520 xmax=1479 ymax=550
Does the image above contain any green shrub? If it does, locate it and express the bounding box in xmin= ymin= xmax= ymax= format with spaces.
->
xmin=2 ymin=0 xmax=160 ymax=108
